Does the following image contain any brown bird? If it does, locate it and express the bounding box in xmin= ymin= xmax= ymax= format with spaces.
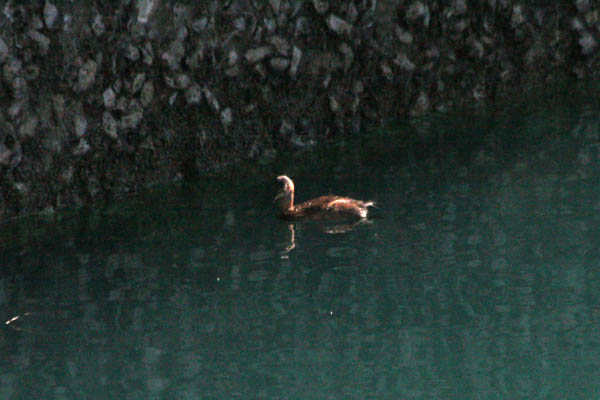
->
xmin=274 ymin=175 xmax=375 ymax=221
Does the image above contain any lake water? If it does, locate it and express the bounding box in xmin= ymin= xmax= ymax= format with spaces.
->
xmin=2 ymin=84 xmax=600 ymax=399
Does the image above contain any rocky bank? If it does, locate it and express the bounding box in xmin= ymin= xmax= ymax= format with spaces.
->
xmin=0 ymin=0 xmax=598 ymax=221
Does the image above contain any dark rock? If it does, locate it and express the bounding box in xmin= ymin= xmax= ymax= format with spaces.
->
xmin=11 ymin=76 xmax=27 ymax=100
xmin=0 ymin=38 xmax=8 ymax=64
xmin=9 ymin=140 xmax=22 ymax=168
xmin=0 ymin=144 xmax=12 ymax=167
xmin=92 ymin=14 xmax=105 ymax=36
xmin=102 ymin=111 xmax=119 ymax=139
xmin=59 ymin=165 xmax=74 ymax=184
xmin=77 ymin=59 xmax=98 ymax=92
xmin=130 ymin=22 xmax=147 ymax=43
xmin=168 ymin=92 xmax=178 ymax=106
xmin=203 ymin=88 xmax=220 ymax=112
xmin=510 ymin=5 xmax=525 ymax=28
xmin=233 ymin=17 xmax=246 ymax=31
xmin=228 ymin=50 xmax=239 ymax=66
xmin=264 ymin=18 xmax=277 ymax=34
xmin=289 ymin=46 xmax=302 ymax=77
xmin=395 ymin=25 xmax=414 ymax=45
xmin=3 ymin=57 xmax=22 ymax=83
xmin=291 ymin=135 xmax=316 ymax=148
xmin=276 ymin=9 xmax=288 ymax=29
xmin=571 ymin=17 xmax=585 ymax=32
xmin=533 ymin=8 xmax=545 ymax=26
xmin=225 ymin=65 xmax=242 ymax=77
xmin=326 ymin=14 xmax=352 ymax=36
xmin=380 ymin=61 xmax=393 ymax=81
xmin=136 ymin=0 xmax=157 ymax=24
xmin=350 ymin=94 xmax=360 ymax=114
xmin=162 ymin=40 xmax=185 ymax=70
xmin=184 ymin=84 xmax=202 ymax=104
xmin=141 ymin=42 xmax=154 ymax=65
xmin=164 ymin=73 xmax=190 ymax=89
xmin=394 ymin=52 xmax=415 ymax=72
xmin=176 ymin=26 xmax=188 ymax=42
xmin=254 ymin=63 xmax=267 ymax=80
xmin=329 ymin=95 xmax=340 ymax=113
xmin=124 ymin=44 xmax=140 ymax=62
xmin=140 ymin=81 xmax=154 ymax=106
xmin=52 ymin=94 xmax=65 ymax=119
xmin=43 ymin=1 xmax=59 ymax=29
xmin=313 ymin=0 xmax=329 ymax=15
xmin=72 ymin=138 xmax=91 ymax=156
xmin=13 ymin=183 xmax=29 ymax=204
xmin=468 ymin=38 xmax=484 ymax=60
xmin=339 ymin=42 xmax=354 ymax=72
xmin=524 ymin=39 xmax=545 ymax=67
xmin=131 ymin=73 xmax=145 ymax=94
xmin=103 ymin=88 xmax=116 ymax=108
xmin=294 ymin=17 xmax=309 ymax=37
xmin=584 ymin=10 xmax=598 ymax=25
xmin=453 ymin=0 xmax=468 ymax=15
xmin=7 ymin=101 xmax=24 ymax=119
xmin=30 ymin=16 xmax=44 ymax=31
xmin=244 ymin=46 xmax=273 ymax=64
xmin=27 ymin=30 xmax=50 ymax=55
xmin=472 ymin=83 xmax=485 ymax=101
xmin=18 ymin=115 xmax=39 ymax=140
xmin=279 ymin=119 xmax=294 ymax=137
xmin=270 ymin=0 xmax=281 ymax=14
xmin=121 ymin=111 xmax=143 ymax=130
xmin=579 ymin=31 xmax=598 ymax=55
xmin=176 ymin=73 xmax=191 ymax=89
xmin=352 ymin=80 xmax=364 ymax=95
xmin=575 ymin=0 xmax=591 ymax=13
xmin=23 ymin=64 xmax=40 ymax=80
xmin=74 ymin=114 xmax=87 ymax=137
xmin=87 ymin=177 xmax=101 ymax=199
xmin=342 ymin=2 xmax=359 ymax=23
xmin=191 ymin=17 xmax=208 ymax=33
xmin=269 ymin=36 xmax=290 ymax=56
xmin=410 ymin=91 xmax=430 ymax=117
xmin=323 ymin=73 xmax=331 ymax=88
xmin=62 ymin=13 xmax=74 ymax=31
xmin=187 ymin=46 xmax=204 ymax=69
xmin=406 ymin=1 xmax=430 ymax=27
xmin=221 ymin=108 xmax=233 ymax=129
xmin=270 ymin=57 xmax=290 ymax=71
xmin=113 ymin=79 xmax=123 ymax=94
xmin=173 ymin=4 xmax=191 ymax=28
xmin=454 ymin=18 xmax=469 ymax=33
xmin=258 ymin=148 xmax=277 ymax=165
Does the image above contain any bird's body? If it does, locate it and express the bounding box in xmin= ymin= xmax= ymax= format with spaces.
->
xmin=274 ymin=176 xmax=374 ymax=221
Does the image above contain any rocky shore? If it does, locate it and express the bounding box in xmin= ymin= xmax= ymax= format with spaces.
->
xmin=0 ymin=0 xmax=598 ymax=221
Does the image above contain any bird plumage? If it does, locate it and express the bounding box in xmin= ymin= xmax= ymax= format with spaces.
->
xmin=274 ymin=176 xmax=374 ymax=221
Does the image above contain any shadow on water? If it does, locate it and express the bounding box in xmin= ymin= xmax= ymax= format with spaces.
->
xmin=2 ymin=83 xmax=600 ymax=398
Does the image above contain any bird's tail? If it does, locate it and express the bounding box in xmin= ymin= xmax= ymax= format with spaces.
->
xmin=364 ymin=201 xmax=376 ymax=208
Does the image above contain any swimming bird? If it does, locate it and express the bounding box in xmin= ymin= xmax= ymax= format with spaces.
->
xmin=274 ymin=175 xmax=375 ymax=221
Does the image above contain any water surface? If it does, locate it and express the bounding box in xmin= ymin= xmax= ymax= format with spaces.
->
xmin=2 ymin=85 xmax=600 ymax=399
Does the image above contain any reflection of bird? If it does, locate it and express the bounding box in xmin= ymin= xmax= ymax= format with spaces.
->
xmin=274 ymin=175 xmax=375 ymax=221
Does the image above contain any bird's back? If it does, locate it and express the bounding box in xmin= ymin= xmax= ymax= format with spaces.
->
xmin=279 ymin=196 xmax=373 ymax=220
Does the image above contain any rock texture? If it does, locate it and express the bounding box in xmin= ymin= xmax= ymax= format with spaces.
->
xmin=0 ymin=0 xmax=598 ymax=220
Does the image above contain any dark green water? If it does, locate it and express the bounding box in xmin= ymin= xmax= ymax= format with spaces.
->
xmin=2 ymin=86 xmax=600 ymax=399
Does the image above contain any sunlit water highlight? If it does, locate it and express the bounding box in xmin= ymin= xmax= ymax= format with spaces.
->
xmin=1 ymin=85 xmax=600 ymax=399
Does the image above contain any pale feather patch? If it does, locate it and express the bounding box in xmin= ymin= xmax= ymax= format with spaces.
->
xmin=326 ymin=198 xmax=353 ymax=208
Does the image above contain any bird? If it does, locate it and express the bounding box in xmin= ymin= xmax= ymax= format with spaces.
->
xmin=274 ymin=175 xmax=375 ymax=221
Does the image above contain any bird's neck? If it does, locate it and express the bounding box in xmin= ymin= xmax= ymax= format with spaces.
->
xmin=277 ymin=192 xmax=294 ymax=212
